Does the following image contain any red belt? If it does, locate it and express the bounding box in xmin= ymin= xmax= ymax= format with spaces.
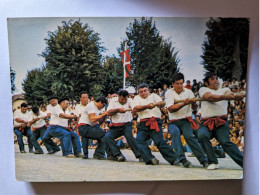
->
xmin=170 ymin=116 xmax=199 ymax=130
xmin=78 ymin=123 xmax=87 ymax=128
xmin=19 ymin=127 xmax=25 ymax=133
xmin=202 ymin=115 xmax=227 ymax=131
xmin=140 ymin=117 xmax=160 ymax=133
xmin=109 ymin=122 xmax=128 ymax=128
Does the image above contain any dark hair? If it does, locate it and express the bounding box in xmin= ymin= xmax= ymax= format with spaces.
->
xmin=79 ymin=91 xmax=88 ymax=98
xmin=32 ymin=106 xmax=39 ymax=114
xmin=204 ymin=73 xmax=217 ymax=85
xmin=21 ymin=103 xmax=28 ymax=108
xmin=172 ymin=72 xmax=185 ymax=84
xmin=96 ymin=96 xmax=108 ymax=104
xmin=137 ymin=83 xmax=149 ymax=91
xmin=118 ymin=89 xmax=129 ymax=97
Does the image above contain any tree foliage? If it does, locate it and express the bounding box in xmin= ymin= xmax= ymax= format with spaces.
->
xmin=23 ymin=19 xmax=105 ymax=104
xmin=102 ymin=55 xmax=123 ymax=94
xmin=201 ymin=18 xmax=249 ymax=81
xmin=119 ymin=17 xmax=180 ymax=89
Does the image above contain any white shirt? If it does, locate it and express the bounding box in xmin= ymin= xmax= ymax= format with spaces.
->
xmin=13 ymin=109 xmax=31 ymax=127
xmin=199 ymin=87 xmax=230 ymax=118
xmin=29 ymin=111 xmax=47 ymax=128
xmin=57 ymin=108 xmax=71 ymax=127
xmin=47 ymin=104 xmax=68 ymax=127
xmin=74 ymin=103 xmax=87 ymax=118
xmin=165 ymin=88 xmax=194 ymax=120
xmin=107 ymin=97 xmax=133 ymax=123
xmin=132 ymin=93 xmax=162 ymax=120
xmin=78 ymin=101 xmax=104 ymax=126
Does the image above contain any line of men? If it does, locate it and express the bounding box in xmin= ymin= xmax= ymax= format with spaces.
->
xmin=13 ymin=72 xmax=244 ymax=170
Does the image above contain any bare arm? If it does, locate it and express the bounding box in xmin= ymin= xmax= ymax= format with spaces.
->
xmin=107 ymin=108 xmax=126 ymax=116
xmin=15 ymin=118 xmax=28 ymax=124
xmin=132 ymin=103 xmax=155 ymax=113
xmin=28 ymin=117 xmax=40 ymax=126
xmin=59 ymin=113 xmax=77 ymax=119
xmin=89 ymin=112 xmax=108 ymax=124
xmin=202 ymin=91 xmax=234 ymax=102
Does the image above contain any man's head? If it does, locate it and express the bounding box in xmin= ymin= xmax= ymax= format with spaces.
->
xmin=172 ymin=72 xmax=185 ymax=93
xmin=48 ymin=96 xmax=58 ymax=106
xmin=95 ymin=96 xmax=108 ymax=109
xmin=193 ymin=79 xmax=197 ymax=84
xmin=59 ymin=98 xmax=70 ymax=110
xmin=118 ymin=89 xmax=129 ymax=105
xmin=32 ymin=106 xmax=40 ymax=116
xmin=204 ymin=73 xmax=219 ymax=89
xmin=79 ymin=91 xmax=89 ymax=106
xmin=186 ymin=80 xmax=191 ymax=85
xmin=137 ymin=83 xmax=149 ymax=99
xmin=163 ymin=84 xmax=167 ymax=90
xmin=20 ymin=103 xmax=28 ymax=113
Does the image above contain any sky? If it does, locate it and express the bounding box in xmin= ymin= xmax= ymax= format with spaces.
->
xmin=8 ymin=17 xmax=209 ymax=94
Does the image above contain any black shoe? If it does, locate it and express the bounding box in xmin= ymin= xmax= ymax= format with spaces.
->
xmin=150 ymin=158 xmax=159 ymax=165
xmin=82 ymin=154 xmax=89 ymax=159
xmin=29 ymin=149 xmax=34 ymax=153
xmin=139 ymin=157 xmax=144 ymax=162
xmin=47 ymin=149 xmax=60 ymax=154
xmin=181 ymin=159 xmax=192 ymax=168
xmin=107 ymin=155 xmax=117 ymax=161
xmin=171 ymin=160 xmax=180 ymax=166
xmin=202 ymin=161 xmax=209 ymax=168
xmin=20 ymin=150 xmax=26 ymax=153
xmin=34 ymin=150 xmax=44 ymax=154
xmin=93 ymin=155 xmax=107 ymax=160
xmin=117 ymin=154 xmax=126 ymax=162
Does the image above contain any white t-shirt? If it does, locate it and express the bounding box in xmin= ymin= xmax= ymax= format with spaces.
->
xmin=78 ymin=101 xmax=104 ymax=126
xmin=29 ymin=111 xmax=47 ymax=128
xmin=13 ymin=110 xmax=31 ymax=127
xmin=132 ymin=93 xmax=162 ymax=120
xmin=74 ymin=103 xmax=87 ymax=118
xmin=107 ymin=97 xmax=133 ymax=123
xmin=165 ymin=88 xmax=194 ymax=120
xmin=47 ymin=104 xmax=68 ymax=127
xmin=199 ymin=87 xmax=230 ymax=118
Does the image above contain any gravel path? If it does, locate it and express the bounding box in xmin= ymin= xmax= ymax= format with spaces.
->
xmin=14 ymin=144 xmax=243 ymax=182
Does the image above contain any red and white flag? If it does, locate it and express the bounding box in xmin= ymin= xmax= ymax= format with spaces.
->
xmin=120 ymin=49 xmax=131 ymax=78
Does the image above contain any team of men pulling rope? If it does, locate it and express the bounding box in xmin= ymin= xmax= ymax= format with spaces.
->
xmin=13 ymin=72 xmax=245 ymax=170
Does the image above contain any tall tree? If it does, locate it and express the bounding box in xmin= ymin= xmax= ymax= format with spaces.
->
xmin=40 ymin=19 xmax=105 ymax=99
xmin=119 ymin=17 xmax=180 ymax=89
xmin=10 ymin=67 xmax=16 ymax=93
xmin=22 ymin=68 xmax=43 ymax=105
xmin=201 ymin=18 xmax=249 ymax=81
xmin=102 ymin=55 xmax=123 ymax=95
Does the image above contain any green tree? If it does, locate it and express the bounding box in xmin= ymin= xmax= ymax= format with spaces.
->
xmin=40 ymin=19 xmax=105 ymax=99
xmin=102 ymin=55 xmax=123 ymax=95
xmin=22 ymin=68 xmax=43 ymax=105
xmin=119 ymin=17 xmax=179 ymax=89
xmin=201 ymin=17 xmax=249 ymax=81
xmin=10 ymin=67 xmax=16 ymax=93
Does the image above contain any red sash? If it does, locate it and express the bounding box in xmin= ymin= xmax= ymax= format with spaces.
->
xmin=170 ymin=117 xmax=199 ymax=130
xmin=109 ymin=122 xmax=128 ymax=128
xmin=19 ymin=127 xmax=25 ymax=133
xmin=78 ymin=123 xmax=87 ymax=128
xmin=140 ymin=117 xmax=160 ymax=133
xmin=202 ymin=115 xmax=227 ymax=131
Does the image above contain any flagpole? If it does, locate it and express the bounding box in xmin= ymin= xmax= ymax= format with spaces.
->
xmin=123 ymin=41 xmax=127 ymax=89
